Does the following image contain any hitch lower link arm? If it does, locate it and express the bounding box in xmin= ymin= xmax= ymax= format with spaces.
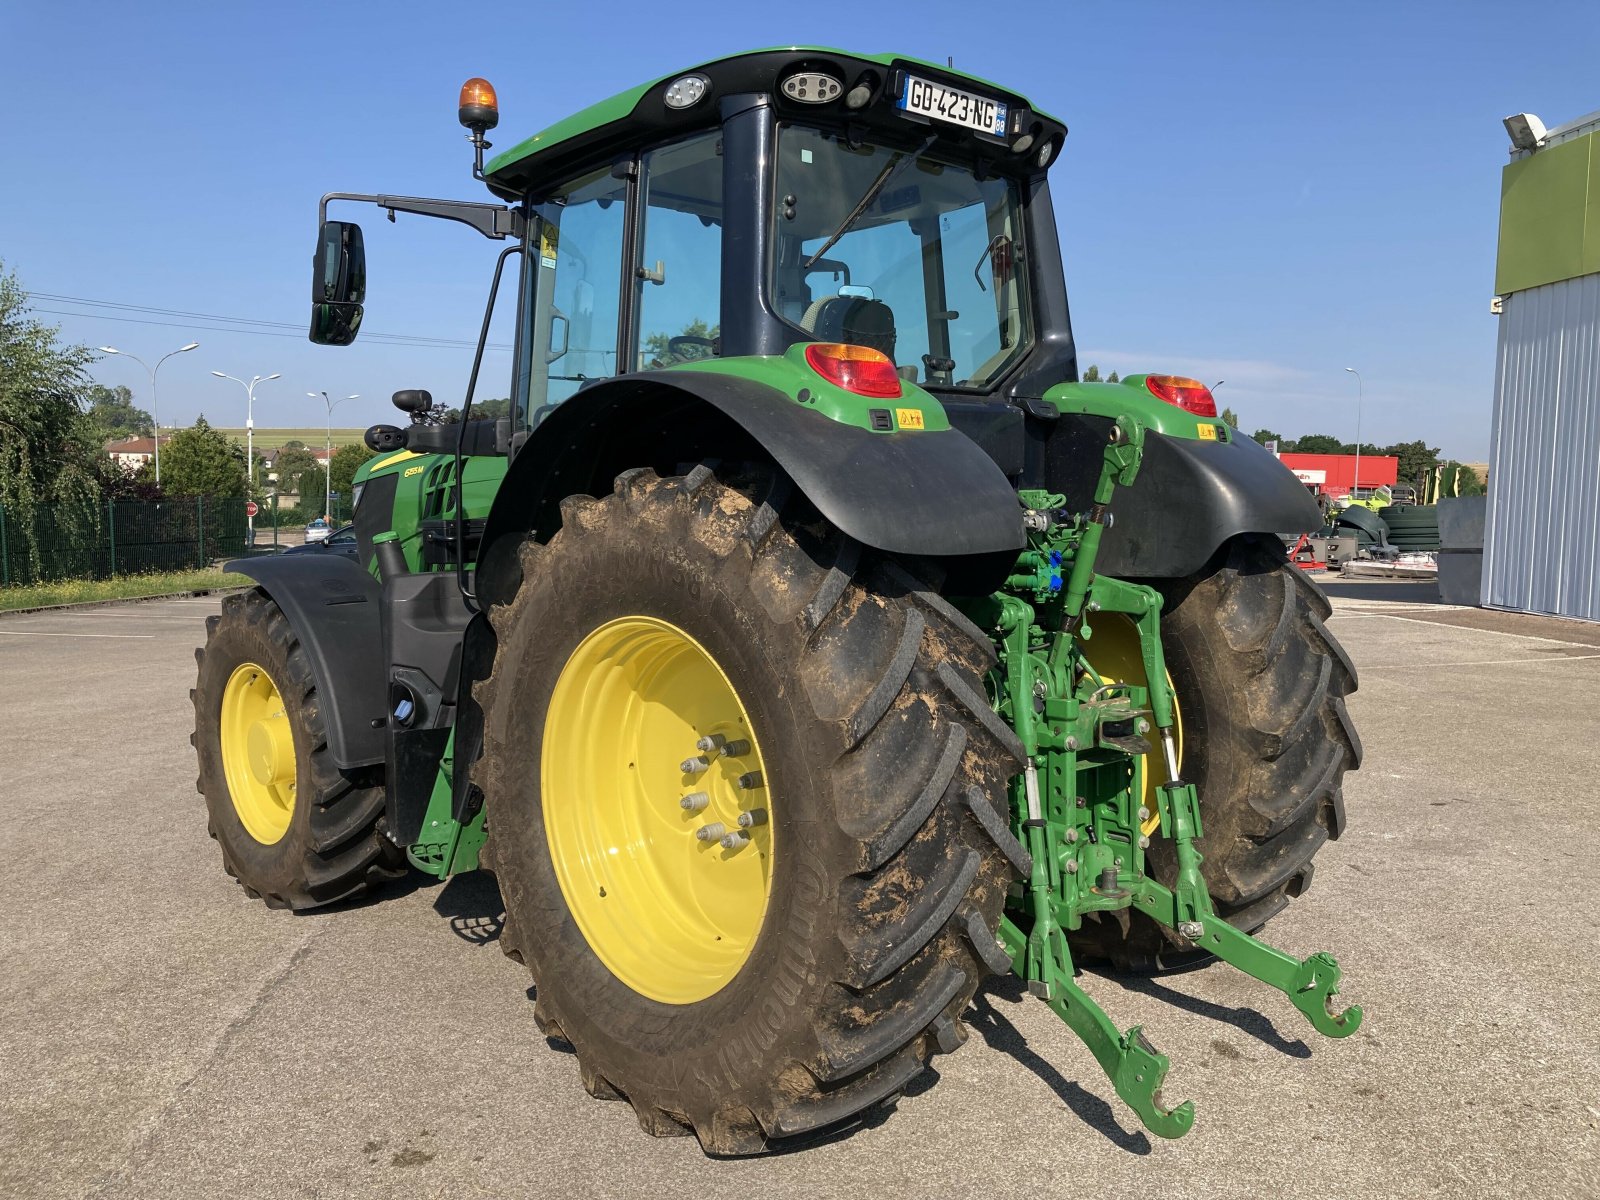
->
xmin=996 ymin=413 xmax=1361 ymax=1142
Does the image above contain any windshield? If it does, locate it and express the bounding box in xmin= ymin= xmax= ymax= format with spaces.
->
xmin=771 ymin=125 xmax=1031 ymax=391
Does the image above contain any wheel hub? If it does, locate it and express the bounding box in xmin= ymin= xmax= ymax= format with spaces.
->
xmin=220 ymin=661 xmax=297 ymax=845
xmin=542 ymin=616 xmax=774 ymax=1005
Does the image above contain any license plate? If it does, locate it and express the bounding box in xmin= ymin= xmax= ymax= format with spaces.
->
xmin=898 ymin=74 xmax=1007 ymax=138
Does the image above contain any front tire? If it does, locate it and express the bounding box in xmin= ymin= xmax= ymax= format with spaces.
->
xmin=475 ymin=465 xmax=1027 ymax=1154
xmin=192 ymin=589 xmax=406 ymax=909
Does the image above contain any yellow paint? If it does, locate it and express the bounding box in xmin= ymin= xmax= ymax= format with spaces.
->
xmin=219 ymin=660 xmax=297 ymax=844
xmin=370 ymin=450 xmax=420 ymax=472
xmin=1197 ymin=424 xmax=1218 ymax=441
xmin=542 ymin=616 xmax=774 ymax=1004
xmin=1081 ymin=615 xmax=1182 ymax=837
xmin=896 ymin=407 xmax=926 ymax=430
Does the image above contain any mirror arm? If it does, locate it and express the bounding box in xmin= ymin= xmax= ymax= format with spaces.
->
xmin=318 ymin=192 xmax=526 ymax=241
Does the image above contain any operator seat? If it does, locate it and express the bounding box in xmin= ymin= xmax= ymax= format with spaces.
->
xmin=801 ymin=295 xmax=897 ymax=362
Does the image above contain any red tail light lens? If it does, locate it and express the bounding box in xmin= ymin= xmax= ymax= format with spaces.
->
xmin=804 ymin=343 xmax=902 ymax=399
xmin=1144 ymin=375 xmax=1218 ymax=417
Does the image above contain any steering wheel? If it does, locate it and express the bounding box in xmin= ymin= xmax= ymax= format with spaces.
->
xmin=667 ymin=335 xmax=718 ymax=360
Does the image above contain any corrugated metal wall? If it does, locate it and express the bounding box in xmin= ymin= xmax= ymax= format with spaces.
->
xmin=1484 ymin=275 xmax=1600 ymax=622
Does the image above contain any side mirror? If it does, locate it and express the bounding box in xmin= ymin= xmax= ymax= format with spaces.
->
xmin=309 ymin=220 xmax=366 ymax=346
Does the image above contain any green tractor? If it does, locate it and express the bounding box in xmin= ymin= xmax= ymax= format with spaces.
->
xmin=192 ymin=49 xmax=1362 ymax=1153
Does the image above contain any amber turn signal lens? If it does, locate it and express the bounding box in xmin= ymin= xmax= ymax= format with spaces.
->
xmin=458 ymin=77 xmax=499 ymax=131
xmin=1144 ymin=374 xmax=1218 ymax=418
xmin=804 ymin=343 xmax=903 ymax=399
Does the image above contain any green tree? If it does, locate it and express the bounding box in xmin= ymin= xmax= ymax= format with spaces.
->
xmin=1250 ymin=428 xmax=1287 ymax=449
xmin=1379 ymin=439 xmax=1439 ymax=492
xmin=327 ymin=443 xmax=375 ymax=504
xmin=274 ymin=447 xmax=321 ymax=498
xmin=1292 ymin=433 xmax=1344 ymax=454
xmin=283 ymin=438 xmax=307 ymax=450
xmin=471 ymin=398 xmax=512 ymax=421
xmin=644 ymin=319 xmax=719 ymax=365
xmin=83 ymin=383 xmax=153 ymax=441
xmin=1080 ymin=363 xmax=1102 ymax=382
xmin=162 ymin=416 xmax=246 ymax=498
xmin=1106 ymin=370 xmax=1120 ymax=384
xmin=0 ymin=262 xmax=104 ymax=578
xmin=1220 ymin=405 xmax=1240 ymax=428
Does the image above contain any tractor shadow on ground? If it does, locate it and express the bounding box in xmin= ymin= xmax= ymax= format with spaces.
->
xmin=432 ymin=870 xmax=508 ymax=947
xmin=968 ymin=975 xmax=1153 ymax=1154
xmin=1090 ymin=966 xmax=1312 ymax=1060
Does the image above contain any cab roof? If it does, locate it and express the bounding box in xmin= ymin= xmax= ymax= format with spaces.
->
xmin=482 ymin=47 xmax=1061 ymax=200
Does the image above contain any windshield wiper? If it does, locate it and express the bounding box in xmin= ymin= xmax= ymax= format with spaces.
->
xmin=803 ymin=135 xmax=937 ymax=271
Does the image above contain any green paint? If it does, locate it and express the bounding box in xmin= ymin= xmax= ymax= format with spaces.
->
xmin=1044 ymin=377 xmax=1227 ymax=441
xmin=1496 ymin=128 xmax=1600 ymax=295
xmin=486 ymin=47 xmax=1056 ymax=186
xmin=674 ymin=346 xmax=950 ymax=432
xmin=407 ymin=730 xmax=488 ymax=876
xmin=961 ymin=414 xmax=1362 ymax=1139
xmin=354 ymin=450 xmax=508 ymax=574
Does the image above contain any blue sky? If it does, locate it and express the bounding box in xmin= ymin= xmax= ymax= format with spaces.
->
xmin=3 ymin=1 xmax=1596 ymax=458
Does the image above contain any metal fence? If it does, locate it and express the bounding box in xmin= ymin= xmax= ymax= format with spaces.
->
xmin=0 ymin=496 xmax=251 ymax=587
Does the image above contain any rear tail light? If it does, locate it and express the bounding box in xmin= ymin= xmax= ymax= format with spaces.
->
xmin=804 ymin=343 xmax=903 ymax=399
xmin=1144 ymin=375 xmax=1218 ymax=417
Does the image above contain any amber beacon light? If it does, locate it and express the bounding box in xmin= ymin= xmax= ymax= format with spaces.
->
xmin=459 ymin=77 xmax=499 ymax=132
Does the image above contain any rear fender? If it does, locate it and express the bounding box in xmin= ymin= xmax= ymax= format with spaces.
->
xmin=1040 ymin=381 xmax=1321 ymax=578
xmin=477 ymin=368 xmax=1026 ymax=603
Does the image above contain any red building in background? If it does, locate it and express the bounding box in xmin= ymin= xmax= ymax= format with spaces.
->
xmin=1277 ymin=453 xmax=1398 ymax=498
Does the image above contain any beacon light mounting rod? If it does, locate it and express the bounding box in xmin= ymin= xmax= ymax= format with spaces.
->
xmin=318 ymin=193 xmax=526 ymax=241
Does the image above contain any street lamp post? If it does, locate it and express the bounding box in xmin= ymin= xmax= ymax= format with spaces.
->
xmin=309 ymin=391 xmax=360 ymax=521
xmin=1344 ymin=367 xmax=1364 ymax=496
xmin=212 ymin=370 xmax=281 ymax=540
xmin=98 ymin=342 xmax=200 ymax=484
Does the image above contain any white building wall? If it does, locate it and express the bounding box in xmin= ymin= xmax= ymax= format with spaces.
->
xmin=1484 ymin=275 xmax=1600 ymax=622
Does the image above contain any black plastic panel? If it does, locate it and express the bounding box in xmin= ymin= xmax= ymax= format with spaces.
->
xmin=222 ymin=556 xmax=386 ymax=768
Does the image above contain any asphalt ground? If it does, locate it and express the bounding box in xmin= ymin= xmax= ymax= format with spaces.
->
xmin=2 ymin=583 xmax=1597 ymax=1199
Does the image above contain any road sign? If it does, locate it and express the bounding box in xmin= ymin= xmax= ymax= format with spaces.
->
xmin=245 ymin=501 xmax=259 ymax=517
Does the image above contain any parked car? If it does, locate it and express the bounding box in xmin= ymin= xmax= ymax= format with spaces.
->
xmin=283 ymin=524 xmax=358 ymax=560
xmin=304 ymin=518 xmax=333 ymax=544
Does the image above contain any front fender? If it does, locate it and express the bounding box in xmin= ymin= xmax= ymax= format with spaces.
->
xmin=480 ymin=368 xmax=1025 ymax=587
xmin=222 ymin=555 xmax=386 ymax=769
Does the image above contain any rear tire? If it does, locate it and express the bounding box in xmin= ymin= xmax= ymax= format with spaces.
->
xmin=1071 ymin=535 xmax=1361 ymax=970
xmin=475 ymin=465 xmax=1025 ymax=1154
xmin=192 ymin=589 xmax=407 ymax=909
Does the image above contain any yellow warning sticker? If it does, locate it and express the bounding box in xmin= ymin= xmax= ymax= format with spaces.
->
xmin=896 ymin=408 xmax=925 ymax=430
xmin=1197 ymin=423 xmax=1219 ymax=441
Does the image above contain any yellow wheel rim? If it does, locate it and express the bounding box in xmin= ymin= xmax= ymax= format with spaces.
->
xmin=1082 ymin=616 xmax=1183 ymax=837
xmin=542 ymin=616 xmax=775 ymax=1005
xmin=220 ymin=660 xmax=297 ymax=845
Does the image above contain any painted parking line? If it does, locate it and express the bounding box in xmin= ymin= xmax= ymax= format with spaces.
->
xmin=0 ymin=630 xmax=156 ymax=639
xmin=1325 ymin=612 xmax=1600 ymax=650
xmin=1362 ymin=653 xmax=1600 ymax=670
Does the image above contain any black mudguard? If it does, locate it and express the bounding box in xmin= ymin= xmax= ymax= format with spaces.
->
xmin=222 ymin=555 xmax=386 ymax=769
xmin=479 ymin=371 xmax=1025 ymax=601
xmin=1042 ymin=413 xmax=1322 ymax=578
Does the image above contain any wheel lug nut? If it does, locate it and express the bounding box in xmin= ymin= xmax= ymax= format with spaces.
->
xmin=680 ymin=792 xmax=710 ymax=812
xmin=695 ymin=823 xmax=727 ymax=842
xmin=681 ymin=755 xmax=711 ymax=775
xmin=695 ymin=733 xmax=727 ymax=754
xmin=719 ymin=831 xmax=750 ymax=850
xmin=722 ymin=738 xmax=752 ymax=758
xmin=736 ymin=771 xmax=764 ymax=790
xmin=737 ymin=808 xmax=768 ymax=828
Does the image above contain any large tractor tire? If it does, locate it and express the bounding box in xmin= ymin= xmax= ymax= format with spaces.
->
xmin=1072 ymin=535 xmax=1361 ymax=971
xmin=192 ymin=589 xmax=407 ymax=909
xmin=474 ymin=465 xmax=1025 ymax=1154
